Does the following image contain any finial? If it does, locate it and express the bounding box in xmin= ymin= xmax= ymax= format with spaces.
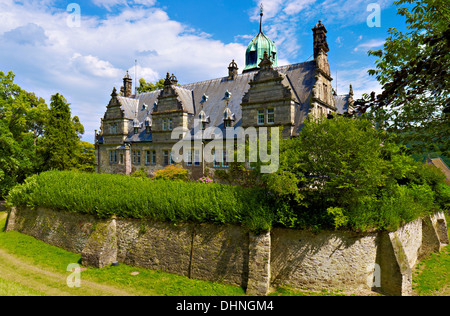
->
xmin=111 ymin=87 xmax=118 ymax=97
xmin=259 ymin=3 xmax=264 ymax=33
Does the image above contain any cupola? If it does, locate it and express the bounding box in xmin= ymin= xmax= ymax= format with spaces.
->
xmin=243 ymin=4 xmax=278 ymax=73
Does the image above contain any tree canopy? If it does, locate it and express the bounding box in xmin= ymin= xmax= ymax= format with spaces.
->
xmin=261 ymin=116 xmax=448 ymax=232
xmin=354 ymin=0 xmax=449 ymax=162
xmin=136 ymin=78 xmax=165 ymax=93
xmin=0 ymin=70 xmax=95 ymax=198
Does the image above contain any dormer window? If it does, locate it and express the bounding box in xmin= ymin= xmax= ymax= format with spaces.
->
xmin=201 ymin=94 xmax=209 ymax=103
xmin=144 ymin=117 xmax=152 ymax=133
xmin=199 ymin=110 xmax=210 ymax=130
xmin=224 ymin=90 xmax=232 ymax=100
xmin=223 ymin=107 xmax=235 ymax=128
xmin=133 ymin=118 xmax=140 ymax=134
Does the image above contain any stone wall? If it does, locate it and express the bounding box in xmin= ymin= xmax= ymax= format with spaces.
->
xmin=271 ymin=229 xmax=378 ymax=293
xmin=5 ymin=207 xmax=448 ymax=296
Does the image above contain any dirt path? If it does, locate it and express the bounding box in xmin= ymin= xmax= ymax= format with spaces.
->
xmin=0 ymin=248 xmax=135 ymax=296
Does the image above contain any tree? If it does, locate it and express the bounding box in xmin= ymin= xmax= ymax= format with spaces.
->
xmin=354 ymin=0 xmax=449 ymax=161
xmin=136 ymin=78 xmax=165 ymax=93
xmin=76 ymin=141 xmax=96 ymax=173
xmin=40 ymin=93 xmax=81 ymax=171
xmin=0 ymin=71 xmax=47 ymax=198
xmin=262 ymin=116 xmax=447 ymax=231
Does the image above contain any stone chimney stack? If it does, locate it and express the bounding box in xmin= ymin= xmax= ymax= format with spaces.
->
xmin=123 ymin=71 xmax=133 ymax=97
xmin=312 ymin=20 xmax=329 ymax=59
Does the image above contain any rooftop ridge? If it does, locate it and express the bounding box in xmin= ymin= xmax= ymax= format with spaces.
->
xmin=135 ymin=61 xmax=315 ymax=98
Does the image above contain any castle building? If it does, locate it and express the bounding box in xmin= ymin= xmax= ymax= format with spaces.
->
xmin=95 ymin=12 xmax=354 ymax=178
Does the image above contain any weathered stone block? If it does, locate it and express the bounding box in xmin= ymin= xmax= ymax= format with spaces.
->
xmin=81 ymin=217 xmax=118 ymax=268
xmin=246 ymin=231 xmax=271 ymax=296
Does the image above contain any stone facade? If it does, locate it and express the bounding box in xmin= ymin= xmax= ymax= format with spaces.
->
xmin=95 ymin=20 xmax=354 ymax=179
xmin=6 ymin=207 xmax=448 ymax=296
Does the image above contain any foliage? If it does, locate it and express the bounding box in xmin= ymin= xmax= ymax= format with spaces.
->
xmin=153 ymin=164 xmax=189 ymax=181
xmin=262 ymin=116 xmax=448 ymax=231
xmin=77 ymin=141 xmax=96 ymax=173
xmin=136 ymin=78 xmax=165 ymax=94
xmin=39 ymin=93 xmax=81 ymax=171
xmin=0 ymin=120 xmax=34 ymax=199
xmin=0 ymin=71 xmax=48 ymax=198
xmin=355 ymin=0 xmax=450 ymax=161
xmin=0 ymin=71 xmax=95 ymax=197
xmin=6 ymin=171 xmax=274 ymax=232
xmin=130 ymin=167 xmax=149 ymax=179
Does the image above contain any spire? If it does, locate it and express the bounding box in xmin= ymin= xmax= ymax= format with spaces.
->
xmin=243 ymin=3 xmax=277 ymax=73
xmin=259 ymin=3 xmax=264 ymax=33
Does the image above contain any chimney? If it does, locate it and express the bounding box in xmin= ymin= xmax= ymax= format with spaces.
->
xmin=123 ymin=71 xmax=133 ymax=97
xmin=312 ymin=20 xmax=329 ymax=59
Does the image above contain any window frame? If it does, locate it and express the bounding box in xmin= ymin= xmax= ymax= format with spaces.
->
xmin=222 ymin=150 xmax=229 ymax=168
xmin=257 ymin=109 xmax=265 ymax=125
xmin=186 ymin=149 xmax=193 ymax=167
xmin=163 ymin=150 xmax=169 ymax=166
xmin=194 ymin=150 xmax=201 ymax=167
xmin=266 ymin=108 xmax=275 ymax=124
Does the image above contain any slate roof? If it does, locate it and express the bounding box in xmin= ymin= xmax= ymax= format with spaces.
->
xmin=334 ymin=95 xmax=350 ymax=115
xmin=117 ymin=61 xmax=342 ymax=142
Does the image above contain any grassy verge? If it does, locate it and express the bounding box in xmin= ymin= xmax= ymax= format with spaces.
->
xmin=413 ymin=213 xmax=450 ymax=296
xmin=0 ymin=212 xmax=244 ymax=296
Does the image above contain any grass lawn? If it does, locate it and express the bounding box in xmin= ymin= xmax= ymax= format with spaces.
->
xmin=0 ymin=212 xmax=244 ymax=296
xmin=1 ymin=211 xmax=448 ymax=296
xmin=412 ymin=214 xmax=450 ymax=296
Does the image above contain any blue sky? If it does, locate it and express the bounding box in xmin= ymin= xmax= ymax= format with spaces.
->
xmin=0 ymin=0 xmax=409 ymax=143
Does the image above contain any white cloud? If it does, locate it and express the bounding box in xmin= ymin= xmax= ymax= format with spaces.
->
xmin=335 ymin=67 xmax=382 ymax=99
xmin=283 ymin=0 xmax=316 ymax=15
xmin=0 ymin=1 xmax=247 ymax=143
xmin=353 ymin=39 xmax=385 ymax=52
xmin=70 ymin=54 xmax=122 ymax=78
xmin=2 ymin=23 xmax=48 ymax=46
xmin=92 ymin=0 xmax=157 ymax=11
xmin=249 ymin=0 xmax=392 ymax=60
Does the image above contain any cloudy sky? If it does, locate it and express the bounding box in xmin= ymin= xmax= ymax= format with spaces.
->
xmin=0 ymin=0 xmax=408 ymax=143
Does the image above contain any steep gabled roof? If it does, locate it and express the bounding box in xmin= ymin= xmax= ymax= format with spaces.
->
xmin=118 ymin=61 xmax=321 ymax=141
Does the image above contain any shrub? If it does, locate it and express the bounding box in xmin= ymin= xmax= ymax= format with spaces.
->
xmin=6 ymin=171 xmax=273 ymax=232
xmin=198 ymin=177 xmax=213 ymax=184
xmin=153 ymin=165 xmax=188 ymax=181
xmin=262 ymin=116 xmax=449 ymax=231
xmin=130 ymin=168 xmax=148 ymax=179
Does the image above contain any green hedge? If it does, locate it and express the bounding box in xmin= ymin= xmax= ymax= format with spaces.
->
xmin=6 ymin=171 xmax=274 ymax=232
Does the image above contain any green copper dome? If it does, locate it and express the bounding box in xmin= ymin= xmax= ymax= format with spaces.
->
xmin=243 ymin=8 xmax=277 ymax=73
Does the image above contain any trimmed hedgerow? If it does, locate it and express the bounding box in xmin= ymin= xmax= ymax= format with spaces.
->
xmin=6 ymin=170 xmax=275 ymax=232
